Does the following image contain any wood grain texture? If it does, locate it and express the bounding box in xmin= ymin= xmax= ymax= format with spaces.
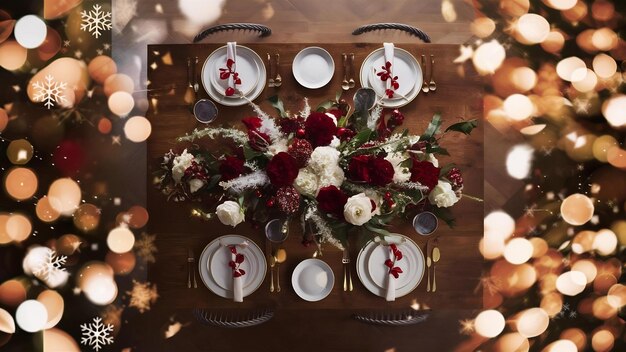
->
xmin=146 ymin=43 xmax=483 ymax=314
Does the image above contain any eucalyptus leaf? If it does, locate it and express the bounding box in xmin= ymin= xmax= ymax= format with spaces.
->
xmin=268 ymin=95 xmax=288 ymax=117
xmin=445 ymin=119 xmax=478 ymax=135
xmin=421 ymin=114 xmax=442 ymax=141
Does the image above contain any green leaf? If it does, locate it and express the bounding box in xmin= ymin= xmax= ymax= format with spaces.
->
xmin=243 ymin=145 xmax=263 ymax=160
xmin=268 ymin=95 xmax=288 ymax=117
xmin=206 ymin=174 xmax=221 ymax=190
xmin=316 ymin=100 xmax=335 ymax=112
xmin=335 ymin=91 xmax=342 ymax=102
xmin=344 ymin=128 xmax=373 ymax=152
xmin=426 ymin=145 xmax=449 ymax=156
xmin=445 ymin=119 xmax=478 ymax=135
xmin=431 ymin=206 xmax=456 ymax=228
xmin=421 ymin=114 xmax=442 ymax=141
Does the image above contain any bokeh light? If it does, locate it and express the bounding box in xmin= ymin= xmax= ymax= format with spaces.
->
xmin=556 ymin=57 xmax=586 ymax=81
xmin=602 ymin=94 xmax=626 ymax=128
xmin=36 ymin=290 xmax=63 ymax=329
xmin=107 ymin=226 xmax=135 ymax=253
xmin=503 ymin=94 xmax=534 ymax=120
xmin=108 ymin=91 xmax=135 ymax=117
xmin=516 ymin=308 xmax=549 ymax=338
xmin=474 ymin=309 xmax=505 ymax=338
xmin=559 ymin=328 xmax=587 ymax=351
xmin=543 ymin=0 xmax=576 ymax=10
xmin=124 ymin=116 xmax=152 ymax=142
xmin=0 ymin=41 xmax=27 ymax=71
xmin=14 ymin=15 xmax=47 ymax=49
xmin=591 ymin=329 xmax=614 ymax=352
xmin=6 ymin=139 xmax=33 ymax=165
xmin=593 ymin=54 xmax=617 ymax=79
xmin=506 ymin=144 xmax=533 ymax=179
xmin=560 ymin=193 xmax=594 ymax=225
xmin=4 ymin=168 xmax=38 ymax=200
xmin=73 ymin=204 xmax=100 ymax=233
xmin=103 ymin=73 xmax=134 ymax=96
xmin=542 ymin=339 xmax=577 ymax=352
xmin=15 ymin=300 xmax=47 ymax=333
xmin=42 ymin=328 xmax=80 ymax=352
xmin=503 ymin=238 xmax=533 ymax=264
xmin=0 ymin=308 xmax=15 ymax=334
xmin=472 ymin=40 xmax=505 ymax=75
xmin=592 ymin=229 xmax=617 ymax=255
xmin=556 ymin=271 xmax=587 ymax=296
xmin=87 ymin=55 xmax=117 ymax=84
xmin=6 ymin=214 xmax=32 ymax=242
xmin=516 ymin=14 xmax=550 ymax=44
xmin=571 ymin=260 xmax=597 ymax=283
xmin=47 ymin=178 xmax=81 ymax=216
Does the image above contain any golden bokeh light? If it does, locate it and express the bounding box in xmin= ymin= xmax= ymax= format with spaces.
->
xmin=500 ymin=0 xmax=529 ymax=17
xmin=529 ymin=237 xmax=548 ymax=257
xmin=541 ymin=31 xmax=565 ymax=53
xmin=6 ymin=139 xmax=33 ymax=165
xmin=0 ymin=280 xmax=26 ymax=307
xmin=591 ymin=329 xmax=614 ymax=352
xmin=571 ymin=259 xmax=597 ymax=283
xmin=103 ymin=73 xmax=134 ymax=96
xmin=543 ymin=0 xmax=576 ymax=10
xmin=472 ymin=40 xmax=506 ymax=75
xmin=4 ymin=168 xmax=38 ymax=201
xmin=559 ymin=328 xmax=587 ymax=351
xmin=571 ymin=68 xmax=597 ymax=93
xmin=108 ymin=91 xmax=135 ymax=117
xmin=591 ymin=0 xmax=614 ymax=21
xmin=556 ymin=271 xmax=587 ymax=296
xmin=474 ymin=309 xmax=505 ymax=338
xmin=601 ymin=94 xmax=626 ymax=128
xmin=556 ymin=57 xmax=586 ymax=81
xmin=492 ymin=260 xmax=537 ymax=296
xmin=42 ymin=328 xmax=80 ymax=352
xmin=124 ymin=116 xmax=152 ymax=143
xmin=511 ymin=67 xmax=537 ymax=92
xmin=542 ymin=339 xmax=577 ymax=352
xmin=592 ymin=297 xmax=617 ymax=320
xmin=127 ymin=205 xmax=149 ymax=229
xmin=503 ymin=238 xmax=533 ymax=264
xmin=593 ymin=54 xmax=617 ymax=79
xmin=540 ymin=292 xmax=563 ymax=317
xmin=606 ymin=284 xmax=626 ymax=308
xmin=592 ymin=229 xmax=617 ymax=255
xmin=591 ymin=28 xmax=618 ymax=51
xmin=515 ymin=14 xmax=550 ymax=44
xmin=503 ymin=94 xmax=534 ymax=120
xmin=47 ymin=178 xmax=81 ymax=216
xmin=592 ymin=135 xmax=618 ymax=162
xmin=56 ymin=234 xmax=82 ymax=256
xmin=515 ymin=308 xmax=549 ymax=338
xmin=562 ymin=0 xmax=587 ymax=22
xmin=494 ymin=333 xmax=529 ymax=352
xmin=594 ymin=274 xmax=617 ymax=295
xmin=105 ymin=251 xmax=136 ymax=275
xmin=0 ymin=41 xmax=27 ymax=71
xmin=36 ymin=290 xmax=63 ymax=329
xmin=470 ymin=17 xmax=495 ymax=38
xmin=73 ymin=204 xmax=100 ymax=233
xmin=35 ymin=197 xmax=60 ymax=223
xmin=5 ymin=214 xmax=32 ymax=242
xmin=0 ymin=214 xmax=11 ymax=245
xmin=87 ymin=55 xmax=117 ymax=84
xmin=560 ymin=193 xmax=594 ymax=225
xmin=107 ymin=226 xmax=135 ymax=253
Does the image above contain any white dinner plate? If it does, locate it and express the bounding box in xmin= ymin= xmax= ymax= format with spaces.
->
xmin=356 ymin=235 xmax=424 ymax=298
xmin=366 ymin=242 xmax=419 ymax=290
xmin=359 ymin=47 xmax=423 ymax=108
xmin=198 ymin=235 xmax=266 ymax=299
xmin=291 ymin=259 xmax=334 ymax=302
xmin=292 ymin=47 xmax=334 ymax=89
xmin=209 ymin=50 xmax=259 ymax=97
xmin=209 ymin=240 xmax=259 ymax=290
xmin=201 ymin=45 xmax=266 ymax=106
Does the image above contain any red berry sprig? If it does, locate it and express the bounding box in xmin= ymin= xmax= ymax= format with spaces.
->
xmin=218 ymin=59 xmax=242 ymax=97
xmin=384 ymin=243 xmax=403 ymax=278
xmin=377 ymin=61 xmax=400 ymax=99
xmin=228 ymin=245 xmax=246 ymax=278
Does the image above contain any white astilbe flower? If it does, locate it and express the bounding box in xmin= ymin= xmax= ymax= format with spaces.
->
xmin=219 ymin=170 xmax=269 ymax=193
xmin=367 ymin=104 xmax=383 ymax=129
xmin=342 ymin=181 xmax=369 ymax=194
xmin=244 ymin=160 xmax=260 ymax=171
xmin=299 ymin=97 xmax=311 ymax=118
xmin=177 ymin=127 xmax=248 ymax=145
xmin=247 ymin=102 xmax=283 ymax=141
xmin=394 ymin=181 xmax=430 ymax=192
xmin=305 ymin=206 xmax=344 ymax=251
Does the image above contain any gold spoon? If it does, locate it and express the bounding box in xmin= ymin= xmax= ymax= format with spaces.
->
xmin=426 ymin=256 xmax=431 ymax=292
xmin=428 ymin=54 xmax=437 ymax=92
xmin=269 ymin=256 xmax=275 ymax=293
xmin=421 ymin=55 xmax=429 ymax=94
xmin=348 ymin=53 xmax=356 ymax=89
xmin=183 ymin=57 xmax=196 ymax=106
xmin=273 ymin=53 xmax=282 ymax=87
xmin=266 ymin=53 xmax=275 ymax=88
xmin=432 ymin=246 xmax=440 ymax=292
xmin=341 ymin=53 xmax=350 ymax=91
xmin=274 ymin=248 xmax=287 ymax=292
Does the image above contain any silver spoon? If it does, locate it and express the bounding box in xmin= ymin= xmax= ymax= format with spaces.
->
xmin=341 ymin=53 xmax=349 ymax=91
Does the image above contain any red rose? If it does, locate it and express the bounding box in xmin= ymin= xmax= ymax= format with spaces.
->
xmin=410 ymin=160 xmax=440 ymax=191
xmin=369 ymin=157 xmax=394 ymax=186
xmin=242 ymin=116 xmax=262 ymax=130
xmin=304 ymin=112 xmax=336 ymax=147
xmin=219 ymin=156 xmax=245 ymax=181
xmin=348 ymin=155 xmax=371 ymax=183
xmin=316 ymin=186 xmax=348 ymax=218
xmin=266 ymin=152 xmax=299 ymax=186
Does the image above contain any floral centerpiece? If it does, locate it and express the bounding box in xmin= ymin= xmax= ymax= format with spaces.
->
xmin=157 ymin=92 xmax=477 ymax=250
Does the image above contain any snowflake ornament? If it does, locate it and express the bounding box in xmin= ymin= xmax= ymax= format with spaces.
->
xmin=32 ymin=75 xmax=68 ymax=109
xmin=81 ymin=4 xmax=112 ymax=38
xmin=33 ymin=248 xmax=67 ymax=285
xmin=81 ymin=317 xmax=114 ymax=351
xmin=134 ymin=233 xmax=157 ymax=263
xmin=127 ymin=280 xmax=158 ymax=313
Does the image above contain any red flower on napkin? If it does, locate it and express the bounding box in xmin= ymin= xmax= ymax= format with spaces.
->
xmin=218 ymin=59 xmax=242 ymax=97
xmin=377 ymin=61 xmax=400 ymax=99
xmin=228 ymin=245 xmax=246 ymax=278
xmin=384 ymin=244 xmax=403 ymax=279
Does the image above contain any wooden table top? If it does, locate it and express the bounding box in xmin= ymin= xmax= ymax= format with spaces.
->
xmin=146 ymin=43 xmax=483 ymax=311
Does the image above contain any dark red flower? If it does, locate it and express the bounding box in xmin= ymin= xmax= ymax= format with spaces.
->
xmin=287 ymin=138 xmax=313 ymax=168
xmin=219 ymin=156 xmax=245 ymax=181
xmin=369 ymin=157 xmax=394 ymax=186
xmin=279 ymin=116 xmax=305 ymax=134
xmin=336 ymin=127 xmax=355 ymax=141
xmin=242 ymin=116 xmax=262 ymax=130
xmin=347 ymin=155 xmax=371 ymax=183
xmin=248 ymin=130 xmax=271 ymax=151
xmin=326 ymin=109 xmax=343 ymax=120
xmin=266 ymin=152 xmax=299 ymax=186
xmin=447 ymin=167 xmax=464 ymax=191
xmin=275 ymin=186 xmax=301 ymax=214
xmin=410 ymin=160 xmax=440 ymax=191
xmin=304 ymin=112 xmax=337 ymax=147
xmin=316 ymin=186 xmax=348 ymax=218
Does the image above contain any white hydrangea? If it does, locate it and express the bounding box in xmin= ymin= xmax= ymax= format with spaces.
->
xmin=171 ymin=149 xmax=194 ymax=183
xmin=294 ymin=167 xmax=319 ymax=196
xmin=428 ymin=181 xmax=459 ymax=208
xmin=266 ymin=138 xmax=288 ymax=157
xmin=330 ymin=136 xmax=341 ymax=148
xmin=319 ymin=166 xmax=345 ymax=188
xmin=308 ymin=146 xmax=340 ymax=173
xmin=188 ymin=178 xmax=205 ymax=193
xmin=385 ymin=152 xmax=411 ymax=183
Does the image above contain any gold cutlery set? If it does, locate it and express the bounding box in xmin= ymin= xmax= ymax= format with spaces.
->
xmin=421 ymin=54 xmax=437 ymax=94
xmin=266 ymin=53 xmax=282 ymax=88
xmin=342 ymin=247 xmax=354 ymax=292
xmin=187 ymin=248 xmax=198 ymax=289
xmin=184 ymin=56 xmax=199 ymax=107
xmin=341 ymin=53 xmax=356 ymax=91
xmin=425 ymin=237 xmax=440 ymax=293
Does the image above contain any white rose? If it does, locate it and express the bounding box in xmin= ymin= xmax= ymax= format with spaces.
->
xmin=344 ymin=193 xmax=374 ymax=226
xmin=216 ymin=201 xmax=244 ymax=227
xmin=309 ymin=146 xmax=340 ymax=173
xmin=266 ymin=138 xmax=288 ymax=157
xmin=294 ymin=167 xmax=319 ymax=196
xmin=171 ymin=149 xmax=195 ymax=183
xmin=330 ymin=136 xmax=341 ymax=148
xmin=410 ymin=151 xmax=439 ymax=168
xmin=188 ymin=178 xmax=205 ymax=193
xmin=428 ymin=181 xmax=459 ymax=208
xmin=385 ymin=152 xmax=411 ymax=183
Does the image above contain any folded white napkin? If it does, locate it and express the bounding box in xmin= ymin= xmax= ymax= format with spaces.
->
xmin=383 ymin=42 xmax=395 ymax=92
xmin=385 ymin=245 xmax=396 ymax=302
xmin=232 ymin=249 xmax=243 ymax=303
xmin=226 ymin=42 xmax=237 ymax=93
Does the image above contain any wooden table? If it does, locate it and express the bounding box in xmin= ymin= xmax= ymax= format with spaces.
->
xmin=145 ymin=42 xmax=483 ymax=349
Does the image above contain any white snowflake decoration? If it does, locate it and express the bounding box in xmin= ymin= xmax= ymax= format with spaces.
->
xmin=81 ymin=4 xmax=112 ymax=38
xmin=33 ymin=248 xmax=67 ymax=284
xmin=81 ymin=317 xmax=114 ymax=351
xmin=32 ymin=75 xmax=68 ymax=109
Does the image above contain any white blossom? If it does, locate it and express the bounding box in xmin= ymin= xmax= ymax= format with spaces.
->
xmin=429 ymin=181 xmax=459 ymax=208
xmin=171 ymin=149 xmax=194 ymax=183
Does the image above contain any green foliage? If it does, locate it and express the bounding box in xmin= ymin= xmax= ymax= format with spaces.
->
xmin=445 ymin=119 xmax=478 ymax=135
xmin=268 ymin=95 xmax=288 ymax=117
